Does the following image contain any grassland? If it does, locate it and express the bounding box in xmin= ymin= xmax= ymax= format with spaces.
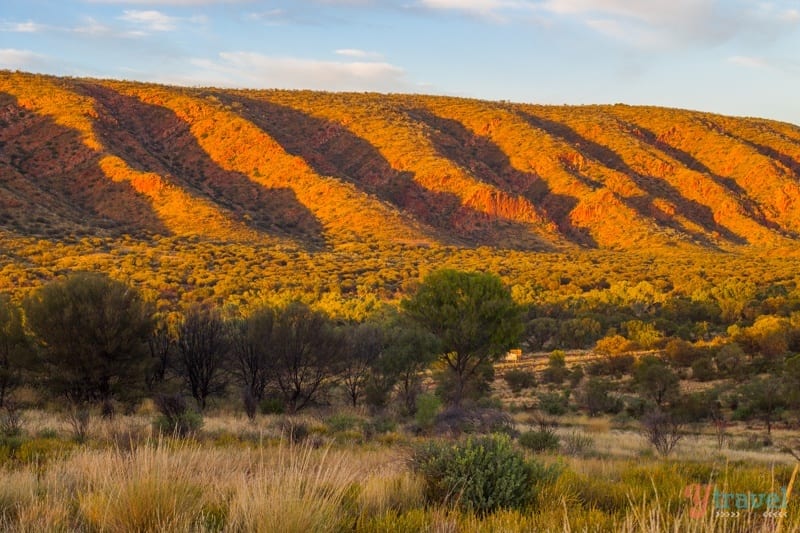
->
xmin=2 ymin=404 xmax=799 ymax=533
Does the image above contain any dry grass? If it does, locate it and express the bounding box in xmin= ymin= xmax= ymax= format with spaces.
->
xmin=2 ymin=410 xmax=800 ymax=532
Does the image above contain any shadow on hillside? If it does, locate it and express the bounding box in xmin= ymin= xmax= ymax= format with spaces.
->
xmin=723 ymin=127 xmax=800 ymax=179
xmin=404 ymin=107 xmax=597 ymax=248
xmin=218 ymin=93 xmax=553 ymax=250
xmin=75 ymin=83 xmax=327 ymax=250
xmin=517 ymin=111 xmax=747 ymax=246
xmin=621 ymin=121 xmax=784 ymax=238
xmin=0 ymin=91 xmax=169 ymax=238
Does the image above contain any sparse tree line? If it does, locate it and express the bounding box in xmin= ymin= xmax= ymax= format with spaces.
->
xmin=0 ymin=269 xmax=519 ymax=424
xmin=4 ymin=268 xmax=800 ymax=455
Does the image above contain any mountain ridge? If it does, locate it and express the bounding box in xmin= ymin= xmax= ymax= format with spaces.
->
xmin=2 ymin=70 xmax=800 ymax=252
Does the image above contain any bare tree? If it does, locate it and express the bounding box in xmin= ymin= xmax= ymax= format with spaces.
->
xmin=146 ymin=312 xmax=178 ymax=391
xmin=228 ymin=306 xmax=275 ymax=419
xmin=340 ymin=322 xmax=383 ymax=407
xmin=175 ymin=305 xmax=228 ymax=411
xmin=270 ymin=302 xmax=342 ymax=413
xmin=641 ymin=408 xmax=685 ymax=456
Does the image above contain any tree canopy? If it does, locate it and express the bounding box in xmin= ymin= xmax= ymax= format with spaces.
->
xmin=402 ymin=269 xmax=522 ymax=405
xmin=22 ymin=272 xmax=153 ymax=406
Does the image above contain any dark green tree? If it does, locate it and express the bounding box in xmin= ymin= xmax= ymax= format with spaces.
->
xmin=23 ymin=272 xmax=153 ymax=407
xmin=370 ymin=316 xmax=440 ymax=413
xmin=633 ymin=356 xmax=680 ymax=407
xmin=402 ymin=270 xmax=522 ymax=405
xmin=0 ymin=294 xmax=28 ymax=408
xmin=735 ymin=377 xmax=786 ymax=435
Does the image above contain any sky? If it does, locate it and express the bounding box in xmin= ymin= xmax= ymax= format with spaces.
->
xmin=1 ymin=0 xmax=799 ymax=125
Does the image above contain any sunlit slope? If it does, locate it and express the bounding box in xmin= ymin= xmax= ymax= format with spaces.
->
xmin=2 ymin=71 xmax=800 ymax=251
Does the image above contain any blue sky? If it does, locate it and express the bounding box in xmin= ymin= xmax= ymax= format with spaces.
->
xmin=1 ymin=0 xmax=799 ymax=124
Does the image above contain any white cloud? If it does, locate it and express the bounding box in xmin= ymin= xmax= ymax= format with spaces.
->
xmin=73 ymin=17 xmax=116 ymax=35
xmin=540 ymin=0 xmax=710 ymax=25
xmin=0 ymin=20 xmax=46 ymax=33
xmin=416 ymin=0 xmax=530 ymax=20
xmin=0 ymin=49 xmax=46 ymax=70
xmin=119 ymin=10 xmax=177 ymax=31
xmin=728 ymin=55 xmax=770 ymax=69
xmin=335 ymin=48 xmax=382 ymax=58
xmin=85 ymin=0 xmax=248 ymax=5
xmin=538 ymin=0 xmax=800 ymax=47
xmin=176 ymin=51 xmax=409 ymax=92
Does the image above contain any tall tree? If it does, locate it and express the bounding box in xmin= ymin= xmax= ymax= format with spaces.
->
xmin=0 ymin=294 xmax=28 ymax=408
xmin=23 ymin=272 xmax=153 ymax=407
xmin=375 ymin=317 xmax=440 ymax=413
xmin=340 ymin=321 xmax=383 ymax=407
xmin=228 ymin=306 xmax=275 ymax=404
xmin=146 ymin=312 xmax=178 ymax=391
xmin=175 ymin=305 xmax=228 ymax=411
xmin=270 ymin=302 xmax=342 ymax=412
xmin=402 ymin=269 xmax=522 ymax=405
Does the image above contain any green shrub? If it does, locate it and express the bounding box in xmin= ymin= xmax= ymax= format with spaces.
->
xmin=273 ymin=417 xmax=310 ymax=443
xmin=690 ymin=356 xmax=716 ymax=381
xmin=153 ymin=411 xmax=203 ymax=438
xmin=504 ymin=369 xmax=536 ymax=393
xmin=537 ymin=391 xmax=569 ymax=416
xmin=259 ymin=397 xmax=285 ymax=415
xmin=518 ymin=430 xmax=560 ymax=453
xmin=152 ymin=394 xmax=203 ymax=437
xmin=414 ymin=393 xmax=441 ymax=432
xmin=411 ymin=434 xmax=556 ymax=514
xmin=326 ymin=413 xmax=360 ymax=433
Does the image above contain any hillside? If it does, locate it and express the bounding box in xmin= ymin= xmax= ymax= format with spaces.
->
xmin=2 ymin=70 xmax=800 ymax=307
xmin=2 ymin=70 xmax=800 ymax=250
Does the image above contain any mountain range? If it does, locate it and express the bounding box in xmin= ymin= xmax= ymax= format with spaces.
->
xmin=2 ymin=70 xmax=800 ymax=254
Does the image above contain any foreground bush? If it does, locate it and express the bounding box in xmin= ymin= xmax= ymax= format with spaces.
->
xmin=411 ymin=434 xmax=557 ymax=514
xmin=518 ymin=430 xmax=560 ymax=453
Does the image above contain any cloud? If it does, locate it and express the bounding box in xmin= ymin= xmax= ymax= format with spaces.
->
xmin=177 ymin=51 xmax=409 ymax=92
xmin=727 ymin=55 xmax=770 ymax=69
xmin=538 ymin=0 xmax=800 ymax=47
xmin=0 ymin=20 xmax=46 ymax=33
xmin=415 ymin=0 xmax=530 ymax=20
xmin=335 ymin=48 xmax=382 ymax=58
xmin=119 ymin=10 xmax=177 ymax=31
xmin=85 ymin=0 xmax=248 ymax=5
xmin=0 ymin=49 xmax=46 ymax=70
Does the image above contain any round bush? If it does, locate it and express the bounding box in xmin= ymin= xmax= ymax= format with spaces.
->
xmin=411 ymin=434 xmax=557 ymax=514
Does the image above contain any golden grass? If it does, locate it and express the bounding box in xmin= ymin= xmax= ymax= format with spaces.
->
xmin=1 ymin=419 xmax=800 ymax=532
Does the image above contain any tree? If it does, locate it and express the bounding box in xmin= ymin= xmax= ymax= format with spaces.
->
xmin=146 ymin=312 xmax=178 ymax=391
xmin=228 ymin=306 xmax=275 ymax=406
xmin=633 ymin=356 xmax=679 ymax=407
xmin=0 ymin=294 xmax=28 ymax=408
xmin=371 ymin=317 xmax=440 ymax=413
xmin=270 ymin=302 xmax=342 ymax=412
xmin=340 ymin=322 xmax=383 ymax=407
xmin=402 ymin=270 xmax=522 ymax=405
xmin=542 ymin=351 xmax=569 ymax=384
xmin=581 ymin=377 xmax=622 ymax=416
xmin=175 ymin=305 xmax=228 ymax=411
xmin=736 ymin=377 xmax=786 ymax=435
xmin=23 ymin=272 xmax=153 ymax=408
xmin=640 ymin=407 xmax=684 ymax=456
